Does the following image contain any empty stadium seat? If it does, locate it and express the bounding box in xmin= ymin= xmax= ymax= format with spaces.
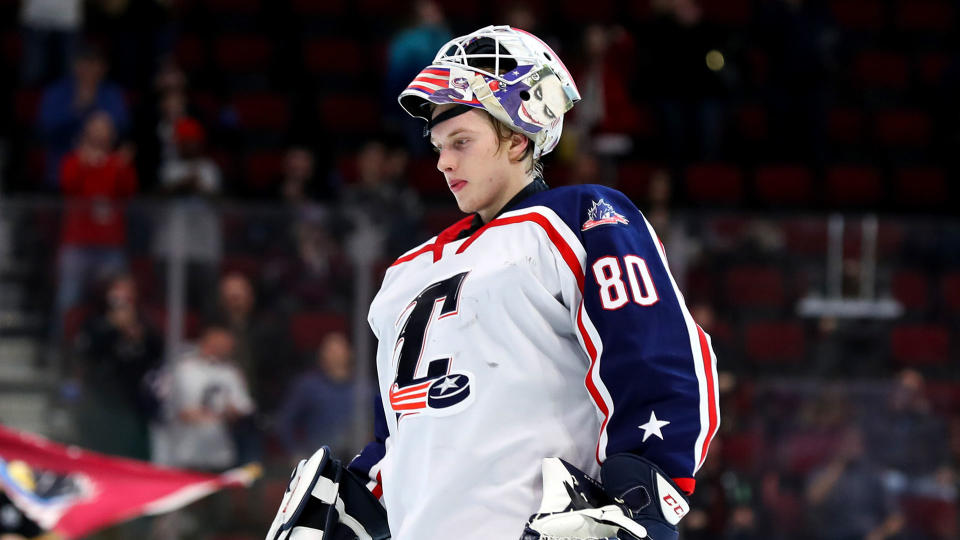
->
xmin=894 ymin=0 xmax=954 ymax=33
xmin=700 ymin=0 xmax=752 ymax=25
xmin=736 ymin=103 xmax=768 ymax=141
xmin=918 ymin=53 xmax=949 ymax=86
xmin=232 ymin=93 xmax=291 ymax=132
xmin=891 ymin=270 xmax=930 ymax=312
xmin=744 ymin=321 xmax=805 ymax=364
xmin=873 ymin=109 xmax=932 ymax=147
xmin=174 ymin=35 xmax=207 ymax=73
xmin=243 ymin=150 xmax=284 ymax=191
xmin=890 ymin=324 xmax=950 ymax=366
xmin=725 ymin=265 xmax=785 ymax=309
xmin=855 ymin=51 xmax=909 ymax=90
xmin=317 ymin=94 xmax=379 ymax=133
xmin=825 ymin=165 xmax=882 ymax=206
xmin=827 ymin=108 xmax=865 ymax=145
xmin=616 ymin=161 xmax=660 ymax=202
xmin=289 ymin=312 xmax=350 ymax=352
xmin=406 ymin=156 xmax=447 ymax=198
xmin=942 ymin=273 xmax=960 ymax=314
xmin=303 ymin=38 xmax=363 ymax=76
xmin=291 ymin=0 xmax=346 ymax=15
xmin=214 ymin=35 xmax=272 ymax=71
xmin=754 ymin=165 xmax=813 ymax=206
xmin=783 ymin=219 xmax=828 ymax=255
xmin=685 ymin=163 xmax=744 ymax=205
xmin=894 ymin=167 xmax=947 ymax=207
xmin=14 ymin=88 xmax=41 ymax=126
xmin=830 ymin=0 xmax=886 ymax=31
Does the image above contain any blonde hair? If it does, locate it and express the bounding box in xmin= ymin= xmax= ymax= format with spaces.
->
xmin=485 ymin=114 xmax=543 ymax=178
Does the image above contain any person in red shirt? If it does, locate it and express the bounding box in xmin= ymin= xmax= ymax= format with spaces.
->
xmin=53 ymin=111 xmax=137 ymax=348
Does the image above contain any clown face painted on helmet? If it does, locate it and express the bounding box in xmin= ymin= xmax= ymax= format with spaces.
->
xmin=517 ymin=73 xmax=566 ymax=128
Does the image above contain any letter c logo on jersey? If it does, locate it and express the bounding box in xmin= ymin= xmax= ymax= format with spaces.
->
xmin=389 ymin=272 xmax=476 ymax=422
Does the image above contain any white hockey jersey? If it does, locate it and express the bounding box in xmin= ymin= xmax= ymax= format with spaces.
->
xmin=351 ymin=182 xmax=719 ymax=539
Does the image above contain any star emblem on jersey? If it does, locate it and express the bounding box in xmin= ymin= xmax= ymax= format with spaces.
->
xmin=638 ymin=411 xmax=670 ymax=442
xmin=434 ymin=375 xmax=462 ymax=394
xmin=581 ymin=199 xmax=629 ymax=231
xmin=389 ymin=371 xmax=476 ymax=422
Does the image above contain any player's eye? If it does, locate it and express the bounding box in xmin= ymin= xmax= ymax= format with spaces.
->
xmin=454 ymin=138 xmax=470 ymax=148
xmin=534 ymin=85 xmax=543 ymax=100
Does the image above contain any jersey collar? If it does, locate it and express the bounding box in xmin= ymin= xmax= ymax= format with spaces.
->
xmin=457 ymin=177 xmax=549 ymax=239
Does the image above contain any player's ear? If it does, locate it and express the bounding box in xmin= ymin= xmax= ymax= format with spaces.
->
xmin=508 ymin=132 xmax=529 ymax=162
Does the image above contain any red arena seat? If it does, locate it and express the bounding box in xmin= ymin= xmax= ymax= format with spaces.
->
xmin=744 ymin=321 xmax=805 ymax=364
xmin=685 ymin=163 xmax=744 ymax=205
xmin=754 ymin=165 xmax=813 ymax=206
xmin=890 ymin=324 xmax=950 ymax=366
xmin=725 ymin=265 xmax=785 ymax=309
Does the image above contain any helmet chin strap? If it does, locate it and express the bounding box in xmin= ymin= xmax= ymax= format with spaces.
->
xmin=424 ymin=104 xmax=474 ymax=136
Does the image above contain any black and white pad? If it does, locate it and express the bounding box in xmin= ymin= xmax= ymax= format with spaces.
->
xmin=265 ymin=447 xmax=390 ymax=540
xmin=520 ymin=458 xmax=649 ymax=540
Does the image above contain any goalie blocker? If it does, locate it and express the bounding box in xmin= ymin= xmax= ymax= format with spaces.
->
xmin=265 ymin=447 xmax=390 ymax=540
xmin=521 ymin=454 xmax=690 ymax=540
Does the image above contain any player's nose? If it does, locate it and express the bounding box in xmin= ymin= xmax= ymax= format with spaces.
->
xmin=436 ymin=148 xmax=456 ymax=173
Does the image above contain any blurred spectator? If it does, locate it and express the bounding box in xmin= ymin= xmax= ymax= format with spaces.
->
xmin=865 ymin=370 xmax=950 ymax=487
xmin=162 ymin=324 xmax=254 ymax=471
xmin=70 ymin=273 xmax=162 ymax=460
xmin=52 ymin=112 xmax=137 ymax=348
xmin=805 ymin=426 xmax=904 ymax=540
xmin=151 ymin=116 xmax=222 ymax=311
xmin=276 ymin=331 xmax=359 ymax=460
xmin=38 ymin=44 xmax=130 ymax=190
xmin=275 ymin=145 xmax=335 ymax=203
xmin=133 ymin=58 xmax=196 ymax=191
xmin=340 ymin=138 xmax=422 ymax=261
xmin=207 ymin=272 xmax=297 ymax=414
xmin=569 ymin=24 xmax=641 ymax=157
xmin=19 ymin=0 xmax=83 ymax=86
xmin=385 ymin=0 xmax=452 ymax=154
xmin=644 ymin=0 xmax=735 ymax=162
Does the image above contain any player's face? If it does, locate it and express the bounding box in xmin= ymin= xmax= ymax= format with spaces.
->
xmin=517 ymin=75 xmax=565 ymax=128
xmin=431 ymin=106 xmax=519 ymax=221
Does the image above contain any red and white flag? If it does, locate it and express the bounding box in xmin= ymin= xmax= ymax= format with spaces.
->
xmin=0 ymin=424 xmax=259 ymax=539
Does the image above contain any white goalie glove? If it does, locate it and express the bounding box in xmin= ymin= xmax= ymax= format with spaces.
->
xmin=265 ymin=446 xmax=390 ymax=540
xmin=521 ymin=454 xmax=690 ymax=540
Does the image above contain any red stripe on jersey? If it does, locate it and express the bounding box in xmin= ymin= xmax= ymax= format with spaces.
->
xmin=578 ymin=303 xmax=608 ymax=464
xmin=696 ymin=325 xmax=718 ymax=469
xmin=673 ymin=477 xmax=695 ymax=496
xmin=391 ymin=216 xmax=474 ymax=267
xmin=420 ymin=68 xmax=449 ymax=76
xmin=372 ymin=471 xmax=383 ymax=499
xmin=456 ymin=213 xmax=585 ymax=289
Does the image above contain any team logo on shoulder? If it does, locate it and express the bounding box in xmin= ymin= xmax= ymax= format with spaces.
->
xmin=582 ymin=199 xmax=629 ymax=231
xmin=389 ymin=371 xmax=476 ymax=419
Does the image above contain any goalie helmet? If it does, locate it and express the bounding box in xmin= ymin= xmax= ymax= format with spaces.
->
xmin=398 ymin=25 xmax=581 ymax=159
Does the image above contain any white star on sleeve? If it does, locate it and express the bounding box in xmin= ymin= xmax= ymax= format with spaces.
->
xmin=638 ymin=411 xmax=671 ymax=442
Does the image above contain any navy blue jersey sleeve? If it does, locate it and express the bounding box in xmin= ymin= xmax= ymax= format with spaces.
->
xmin=525 ymin=185 xmax=720 ymax=494
xmin=348 ymin=393 xmax=389 ymax=499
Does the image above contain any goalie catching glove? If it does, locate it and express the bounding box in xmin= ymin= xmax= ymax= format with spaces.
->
xmin=521 ymin=454 xmax=690 ymax=540
xmin=265 ymin=446 xmax=390 ymax=540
